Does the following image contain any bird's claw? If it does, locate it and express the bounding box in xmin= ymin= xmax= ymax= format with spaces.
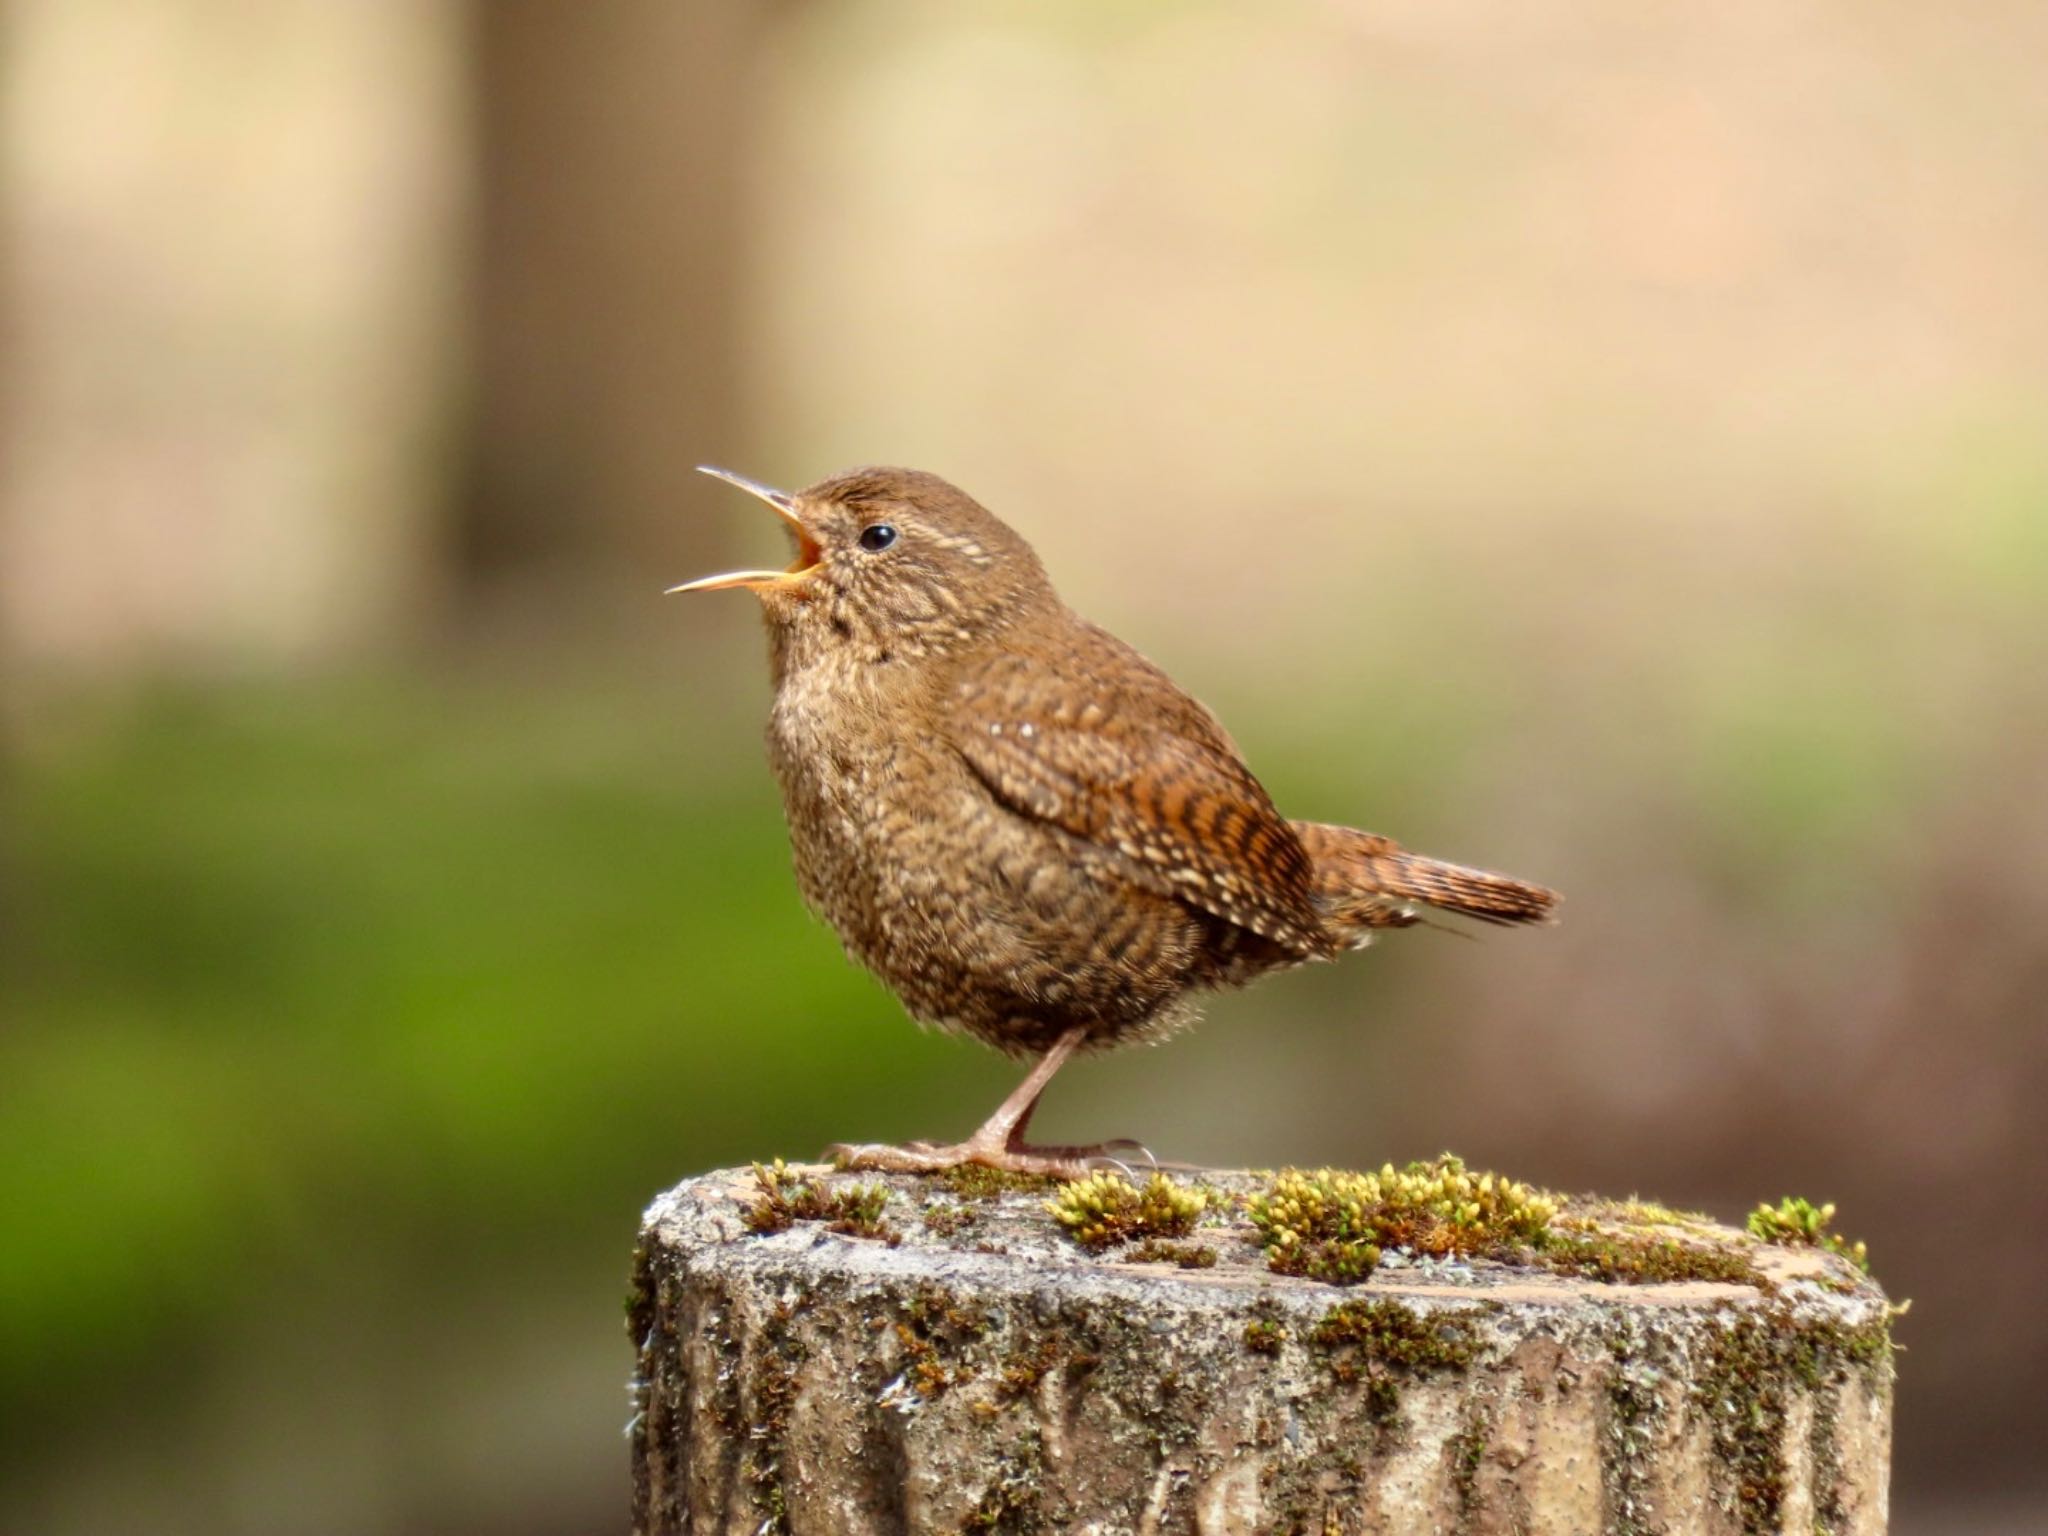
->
xmin=825 ymin=1138 xmax=1096 ymax=1179
xmin=1084 ymin=1138 xmax=1158 ymax=1174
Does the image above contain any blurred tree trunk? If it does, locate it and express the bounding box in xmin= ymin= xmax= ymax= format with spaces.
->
xmin=0 ymin=0 xmax=468 ymax=670
xmin=0 ymin=0 xmax=791 ymax=669
xmin=458 ymin=0 xmax=791 ymax=579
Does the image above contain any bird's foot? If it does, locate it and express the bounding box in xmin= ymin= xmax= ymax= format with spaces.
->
xmin=825 ymin=1135 xmax=1119 ymax=1181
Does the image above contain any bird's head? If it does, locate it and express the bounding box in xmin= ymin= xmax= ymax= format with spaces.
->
xmin=672 ymin=465 xmax=1053 ymax=664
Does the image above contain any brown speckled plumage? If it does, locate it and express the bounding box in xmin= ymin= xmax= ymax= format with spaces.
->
xmin=674 ymin=466 xmax=1558 ymax=1172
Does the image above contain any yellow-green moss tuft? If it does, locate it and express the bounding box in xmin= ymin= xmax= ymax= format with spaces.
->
xmin=919 ymin=1201 xmax=979 ymax=1239
xmin=1045 ymin=1171 xmax=1207 ymax=1251
xmin=1242 ymin=1317 xmax=1287 ymax=1355
xmin=743 ymin=1159 xmax=898 ymax=1243
xmin=1248 ymin=1155 xmax=1557 ymax=1282
xmin=1747 ymin=1196 xmax=1871 ymax=1273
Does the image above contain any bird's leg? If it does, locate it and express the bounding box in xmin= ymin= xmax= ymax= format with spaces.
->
xmin=963 ymin=1024 xmax=1084 ymax=1150
xmin=829 ymin=1026 xmax=1125 ymax=1178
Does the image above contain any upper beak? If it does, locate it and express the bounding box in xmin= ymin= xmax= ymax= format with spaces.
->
xmin=666 ymin=466 xmax=824 ymax=594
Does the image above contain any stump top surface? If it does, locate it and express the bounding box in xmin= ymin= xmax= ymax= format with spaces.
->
xmin=639 ymin=1164 xmax=1886 ymax=1324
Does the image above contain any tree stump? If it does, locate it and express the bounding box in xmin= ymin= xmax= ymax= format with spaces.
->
xmin=628 ymin=1165 xmax=1894 ymax=1535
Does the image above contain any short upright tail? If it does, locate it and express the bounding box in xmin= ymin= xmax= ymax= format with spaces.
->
xmin=1291 ymin=820 xmax=1560 ymax=941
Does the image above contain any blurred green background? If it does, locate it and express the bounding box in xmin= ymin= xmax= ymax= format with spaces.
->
xmin=3 ymin=2 xmax=2045 ymax=1532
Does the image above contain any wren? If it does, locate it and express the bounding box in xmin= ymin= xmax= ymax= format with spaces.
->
xmin=673 ymin=465 xmax=1558 ymax=1175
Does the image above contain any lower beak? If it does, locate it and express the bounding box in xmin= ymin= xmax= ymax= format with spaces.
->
xmin=667 ymin=466 xmax=824 ymax=594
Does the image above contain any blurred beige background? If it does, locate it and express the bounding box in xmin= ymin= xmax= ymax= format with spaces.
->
xmin=3 ymin=2 xmax=2044 ymax=1532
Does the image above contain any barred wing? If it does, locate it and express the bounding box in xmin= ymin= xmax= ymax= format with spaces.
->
xmin=948 ymin=635 xmax=1331 ymax=956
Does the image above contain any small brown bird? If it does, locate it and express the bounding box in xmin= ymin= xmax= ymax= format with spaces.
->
xmin=674 ymin=466 xmax=1557 ymax=1175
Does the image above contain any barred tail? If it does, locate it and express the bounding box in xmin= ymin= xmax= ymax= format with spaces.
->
xmin=1290 ymin=820 xmax=1560 ymax=939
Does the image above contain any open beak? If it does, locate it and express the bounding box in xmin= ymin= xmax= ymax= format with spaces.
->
xmin=666 ymin=466 xmax=825 ymax=594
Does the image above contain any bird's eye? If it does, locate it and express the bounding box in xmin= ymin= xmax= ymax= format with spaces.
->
xmin=858 ymin=523 xmax=898 ymax=552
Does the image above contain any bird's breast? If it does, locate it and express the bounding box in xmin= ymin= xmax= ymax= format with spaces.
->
xmin=765 ymin=658 xmax=958 ymax=934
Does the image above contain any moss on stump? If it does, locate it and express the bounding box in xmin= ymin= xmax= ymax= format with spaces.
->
xmin=628 ymin=1164 xmax=1894 ymax=1535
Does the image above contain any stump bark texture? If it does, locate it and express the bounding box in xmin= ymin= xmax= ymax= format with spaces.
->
xmin=628 ymin=1166 xmax=1894 ymax=1535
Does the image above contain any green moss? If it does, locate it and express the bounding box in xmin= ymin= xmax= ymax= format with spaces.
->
xmin=1248 ymin=1156 xmax=1557 ymax=1283
xmin=958 ymin=1439 xmax=1044 ymax=1533
xmin=1243 ymin=1317 xmax=1287 ymax=1356
xmin=1592 ymin=1197 xmax=1713 ymax=1227
xmin=1446 ymin=1402 xmax=1490 ymax=1523
xmin=1540 ymin=1226 xmax=1768 ymax=1288
xmin=1309 ymin=1298 xmax=1492 ymax=1429
xmin=1045 ymin=1171 xmax=1206 ymax=1251
xmin=906 ymin=1284 xmax=991 ymax=1341
xmin=1243 ymin=1154 xmax=1822 ymax=1295
xmin=892 ymin=1283 xmax=993 ymax=1400
xmin=1693 ymin=1302 xmax=1894 ymax=1535
xmin=1748 ymin=1196 xmax=1871 ymax=1274
xmin=1600 ymin=1322 xmax=1664 ymax=1536
xmin=1312 ymin=1298 xmax=1486 ymax=1372
xmin=741 ymin=1301 xmax=807 ymax=1534
xmin=995 ymin=1338 xmax=1063 ymax=1400
xmin=623 ymin=1236 xmax=657 ymax=1337
xmin=1780 ymin=1311 xmax=1893 ymax=1385
xmin=743 ymin=1160 xmax=899 ymax=1243
xmin=1123 ymin=1238 xmax=1217 ymax=1269
xmin=1810 ymin=1388 xmax=1846 ymax=1535
xmin=920 ymin=1201 xmax=979 ymax=1238
xmin=937 ymin=1164 xmax=1060 ymax=1199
